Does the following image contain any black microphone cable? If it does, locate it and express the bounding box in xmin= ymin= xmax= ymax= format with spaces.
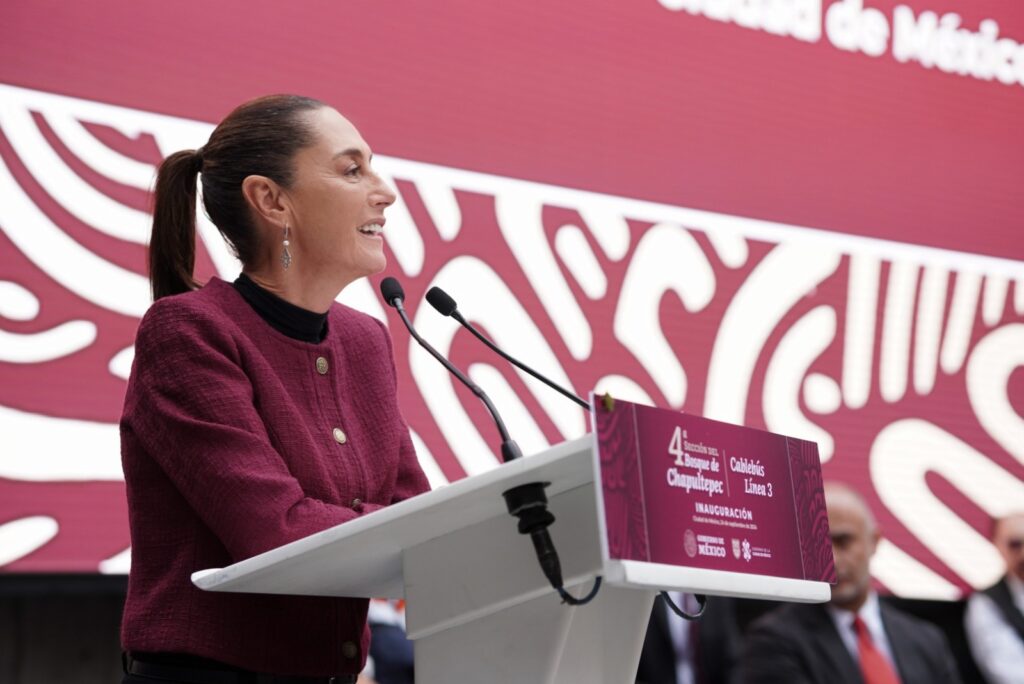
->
xmin=502 ymin=481 xmax=601 ymax=606
xmin=661 ymin=591 xmax=707 ymax=621
xmin=380 ymin=277 xmax=600 ymax=606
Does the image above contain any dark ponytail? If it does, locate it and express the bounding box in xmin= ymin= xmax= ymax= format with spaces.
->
xmin=149 ymin=150 xmax=203 ymax=299
xmin=148 ymin=94 xmax=325 ymax=300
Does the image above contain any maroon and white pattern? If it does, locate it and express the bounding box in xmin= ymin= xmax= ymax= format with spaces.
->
xmin=1 ymin=83 xmax=1022 ymax=600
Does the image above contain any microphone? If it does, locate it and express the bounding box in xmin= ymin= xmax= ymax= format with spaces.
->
xmin=379 ymin=277 xmax=522 ymax=463
xmin=425 ymin=286 xmax=590 ymax=412
xmin=379 ymin=277 xmax=405 ymax=308
xmin=379 ymin=277 xmax=600 ymax=606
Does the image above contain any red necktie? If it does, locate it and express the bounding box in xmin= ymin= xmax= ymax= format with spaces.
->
xmin=853 ymin=616 xmax=901 ymax=684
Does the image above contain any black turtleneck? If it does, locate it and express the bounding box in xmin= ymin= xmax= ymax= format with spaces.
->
xmin=232 ymin=274 xmax=328 ymax=343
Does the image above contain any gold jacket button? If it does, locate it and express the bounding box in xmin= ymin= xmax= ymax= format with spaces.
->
xmin=315 ymin=356 xmax=329 ymax=375
xmin=341 ymin=641 xmax=358 ymax=659
xmin=332 ymin=427 xmax=347 ymax=444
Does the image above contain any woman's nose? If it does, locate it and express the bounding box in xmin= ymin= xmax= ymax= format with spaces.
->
xmin=371 ymin=174 xmax=397 ymax=208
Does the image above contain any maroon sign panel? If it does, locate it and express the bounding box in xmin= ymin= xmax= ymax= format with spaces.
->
xmin=594 ymin=397 xmax=835 ymax=583
xmin=0 ymin=1 xmax=1022 ymax=599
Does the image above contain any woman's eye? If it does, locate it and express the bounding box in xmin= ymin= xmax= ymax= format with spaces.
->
xmin=345 ymin=165 xmax=361 ymax=176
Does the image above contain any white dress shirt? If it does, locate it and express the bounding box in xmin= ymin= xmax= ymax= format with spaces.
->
xmin=826 ymin=592 xmax=899 ymax=672
xmin=965 ymin=574 xmax=1024 ymax=684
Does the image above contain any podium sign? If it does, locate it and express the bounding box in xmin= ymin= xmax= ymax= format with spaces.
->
xmin=592 ymin=396 xmax=836 ymax=584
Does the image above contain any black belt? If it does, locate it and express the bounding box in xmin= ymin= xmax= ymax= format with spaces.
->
xmin=124 ymin=654 xmax=357 ymax=684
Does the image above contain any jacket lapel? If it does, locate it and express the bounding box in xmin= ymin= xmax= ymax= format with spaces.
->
xmin=879 ymin=602 xmax=916 ymax=682
xmin=803 ymin=604 xmax=865 ymax=684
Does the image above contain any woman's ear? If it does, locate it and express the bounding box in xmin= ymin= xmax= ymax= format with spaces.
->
xmin=241 ymin=175 xmax=290 ymax=228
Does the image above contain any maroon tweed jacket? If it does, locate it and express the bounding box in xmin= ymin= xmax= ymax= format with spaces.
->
xmin=120 ymin=278 xmax=429 ymax=677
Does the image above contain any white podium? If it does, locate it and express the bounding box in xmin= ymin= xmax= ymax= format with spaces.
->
xmin=193 ymin=435 xmax=830 ymax=683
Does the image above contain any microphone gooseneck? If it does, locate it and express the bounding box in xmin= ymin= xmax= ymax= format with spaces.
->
xmin=424 ymin=286 xmax=591 ymax=412
xmin=419 ymin=282 xmax=601 ymax=607
xmin=379 ymin=278 xmax=522 ymax=463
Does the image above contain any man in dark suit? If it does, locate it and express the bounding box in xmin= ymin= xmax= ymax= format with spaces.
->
xmin=636 ymin=594 xmax=740 ymax=684
xmin=735 ymin=483 xmax=962 ymax=684
xmin=965 ymin=511 xmax=1024 ymax=684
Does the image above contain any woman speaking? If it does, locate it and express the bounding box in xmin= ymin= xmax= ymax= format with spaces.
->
xmin=119 ymin=95 xmax=429 ymax=683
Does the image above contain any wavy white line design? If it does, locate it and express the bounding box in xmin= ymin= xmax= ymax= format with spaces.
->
xmin=880 ymin=261 xmax=918 ymax=403
xmin=871 ymin=419 xmax=1024 ymax=588
xmin=411 ymin=256 xmax=585 ymax=474
xmin=46 ymin=112 xmax=156 ymax=190
xmin=108 ymin=345 xmax=135 ymax=380
xmin=577 ymin=202 xmax=631 ymax=261
xmin=0 ymin=403 xmax=122 ymax=481
xmin=763 ymin=306 xmax=837 ymax=462
xmin=940 ymin=271 xmax=981 ymax=375
xmin=967 ymin=324 xmax=1024 ymax=466
xmin=555 ymin=224 xmax=608 ymax=299
xmin=468 ymin=363 xmax=552 ymax=456
xmin=982 ymin=276 xmax=1009 ymax=326
xmin=98 ymin=547 xmax=131 ymax=575
xmin=705 ymin=245 xmax=842 ymax=424
xmin=0 ymin=84 xmax=1022 ymax=594
xmin=615 ymin=223 xmax=714 ymax=408
xmin=0 ymin=280 xmax=40 ymax=321
xmin=0 ymin=516 xmax=59 ymax=566
xmin=0 ymin=152 xmax=151 ymax=316
xmin=872 ymin=539 xmax=960 ymax=600
xmin=196 ymin=209 xmax=242 ymax=282
xmin=913 ymin=266 xmax=947 ymax=396
xmin=409 ymin=429 xmax=449 ymax=490
xmin=495 ymin=190 xmax=593 ymax=361
xmin=802 ymin=373 xmax=841 ymax=415
xmin=0 ymin=281 xmax=41 ymax=320
xmin=0 ymin=320 xmax=97 ymax=363
xmin=414 ymin=174 xmax=462 ymax=241
xmin=843 ymin=254 xmax=880 ymax=410
xmin=0 ymin=103 xmax=151 ymax=243
xmin=706 ymin=230 xmax=749 ymax=269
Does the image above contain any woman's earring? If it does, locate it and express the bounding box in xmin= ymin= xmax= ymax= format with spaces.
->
xmin=281 ymin=224 xmax=292 ymax=270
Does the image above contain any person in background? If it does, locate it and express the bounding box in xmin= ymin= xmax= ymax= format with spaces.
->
xmin=636 ymin=594 xmax=740 ymax=684
xmin=120 ymin=94 xmax=430 ymax=684
xmin=366 ymin=599 xmax=415 ymax=684
xmin=965 ymin=512 xmax=1024 ymax=684
xmin=735 ymin=482 xmax=962 ymax=684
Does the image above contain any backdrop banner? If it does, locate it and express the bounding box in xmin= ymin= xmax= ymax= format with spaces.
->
xmin=0 ymin=1 xmax=1021 ymax=600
